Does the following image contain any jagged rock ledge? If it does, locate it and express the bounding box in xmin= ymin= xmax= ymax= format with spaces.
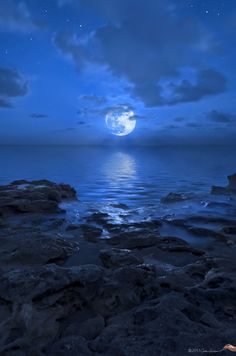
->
xmin=211 ymin=173 xmax=236 ymax=195
xmin=0 ymin=179 xmax=235 ymax=355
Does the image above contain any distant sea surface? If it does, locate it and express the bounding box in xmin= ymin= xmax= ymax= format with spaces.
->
xmin=0 ymin=146 xmax=236 ymax=224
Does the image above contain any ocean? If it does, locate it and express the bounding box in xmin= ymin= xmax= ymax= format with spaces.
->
xmin=0 ymin=146 xmax=235 ymax=230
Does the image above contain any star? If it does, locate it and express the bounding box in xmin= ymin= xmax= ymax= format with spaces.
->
xmin=205 ymin=10 xmax=209 ymax=14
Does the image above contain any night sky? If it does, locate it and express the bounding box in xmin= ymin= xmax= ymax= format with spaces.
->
xmin=0 ymin=0 xmax=235 ymax=145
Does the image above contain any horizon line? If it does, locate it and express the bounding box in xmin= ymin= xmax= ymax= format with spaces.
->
xmin=0 ymin=144 xmax=236 ymax=147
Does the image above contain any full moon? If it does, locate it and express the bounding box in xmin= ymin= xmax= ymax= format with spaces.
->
xmin=105 ymin=107 xmax=136 ymax=136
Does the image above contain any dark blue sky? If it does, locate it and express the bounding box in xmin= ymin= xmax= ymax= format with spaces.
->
xmin=0 ymin=0 xmax=235 ymax=145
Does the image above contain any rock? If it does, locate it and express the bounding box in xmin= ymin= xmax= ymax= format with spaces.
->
xmin=161 ymin=192 xmax=188 ymax=203
xmin=86 ymin=212 xmax=109 ymax=225
xmin=188 ymin=226 xmax=226 ymax=240
xmin=155 ymin=236 xmax=204 ymax=256
xmin=79 ymin=224 xmax=103 ymax=242
xmin=131 ymin=220 xmax=162 ymax=228
xmin=66 ymin=224 xmax=103 ymax=242
xmin=46 ymin=218 xmax=66 ymax=230
xmin=48 ymin=336 xmax=92 ymax=356
xmin=66 ymin=224 xmax=80 ymax=231
xmin=64 ymin=315 xmax=105 ymax=340
xmin=166 ymin=218 xmax=190 ymax=227
xmin=110 ymin=203 xmax=129 ymax=210
xmin=58 ymin=183 xmax=77 ymax=199
xmin=222 ymin=226 xmax=236 ymax=235
xmin=105 ymin=220 xmax=162 ymax=236
xmin=158 ymin=269 xmax=196 ymax=291
xmin=106 ymin=231 xmax=159 ymax=249
xmin=0 ymin=180 xmax=77 ymax=215
xmin=228 ymin=173 xmax=236 ymax=190
xmin=0 ymin=234 xmax=79 ymax=268
xmin=157 ymin=236 xmax=188 ymax=248
xmin=211 ymin=173 xmax=236 ymax=195
xmin=0 ymin=218 xmax=8 ymax=227
xmin=211 ymin=185 xmax=229 ymax=195
xmin=0 ymin=264 xmax=104 ymax=303
xmin=91 ymin=291 xmax=235 ymax=356
xmin=100 ymin=248 xmax=143 ymax=268
xmin=8 ymin=199 xmax=60 ymax=213
xmin=183 ymin=258 xmax=214 ymax=279
xmin=187 ymin=215 xmax=236 ymax=225
xmin=0 ymin=177 xmax=236 ymax=356
xmin=125 ymin=235 xmax=159 ymax=249
xmin=0 ymin=263 xmax=161 ymax=354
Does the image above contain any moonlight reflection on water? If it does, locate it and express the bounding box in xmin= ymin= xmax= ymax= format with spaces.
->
xmin=103 ymin=152 xmax=136 ymax=182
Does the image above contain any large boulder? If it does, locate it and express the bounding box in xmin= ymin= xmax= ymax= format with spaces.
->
xmin=0 ymin=234 xmax=79 ymax=268
xmin=211 ymin=173 xmax=236 ymax=195
xmin=0 ymin=180 xmax=77 ymax=214
xmin=0 ymin=264 xmax=105 ymax=354
xmin=48 ymin=336 xmax=93 ymax=356
xmin=161 ymin=192 xmax=189 ymax=204
xmin=0 ymin=263 xmax=161 ymax=354
xmin=106 ymin=231 xmax=159 ymax=249
xmin=228 ymin=173 xmax=236 ymax=190
xmin=100 ymin=248 xmax=143 ymax=268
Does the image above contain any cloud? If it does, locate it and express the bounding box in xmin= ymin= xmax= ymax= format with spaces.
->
xmin=0 ymin=99 xmax=14 ymax=109
xmin=0 ymin=66 xmax=28 ymax=107
xmin=131 ymin=114 xmax=146 ymax=121
xmin=0 ymin=67 xmax=28 ymax=97
xmin=31 ymin=113 xmax=48 ymax=119
xmin=54 ymin=0 xmax=224 ymax=107
xmin=106 ymin=104 xmax=134 ymax=112
xmin=77 ymin=103 xmax=134 ymax=119
xmin=54 ymin=31 xmax=88 ymax=70
xmin=164 ymin=69 xmax=226 ymax=105
xmin=206 ymin=110 xmax=235 ymax=123
xmin=52 ymin=127 xmax=76 ymax=134
xmin=77 ymin=107 xmax=106 ymax=118
xmin=132 ymin=69 xmax=226 ymax=106
xmin=79 ymin=95 xmax=107 ymax=105
xmin=0 ymin=1 xmax=40 ymax=33
xmin=174 ymin=117 xmax=185 ymax=122
xmin=163 ymin=124 xmax=179 ymax=130
xmin=186 ymin=122 xmax=202 ymax=128
xmin=56 ymin=0 xmax=73 ymax=7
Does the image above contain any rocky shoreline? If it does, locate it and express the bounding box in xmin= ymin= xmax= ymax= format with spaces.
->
xmin=0 ymin=177 xmax=235 ymax=355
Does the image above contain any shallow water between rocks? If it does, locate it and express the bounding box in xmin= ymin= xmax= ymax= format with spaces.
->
xmin=0 ymin=147 xmax=236 ymax=355
xmin=1 ymin=146 xmax=235 ymax=266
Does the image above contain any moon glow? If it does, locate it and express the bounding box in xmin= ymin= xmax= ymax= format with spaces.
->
xmin=105 ymin=107 xmax=136 ymax=136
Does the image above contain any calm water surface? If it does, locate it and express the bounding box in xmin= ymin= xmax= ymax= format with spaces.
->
xmin=0 ymin=146 xmax=235 ymax=223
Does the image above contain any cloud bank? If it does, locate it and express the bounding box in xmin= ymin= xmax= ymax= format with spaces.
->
xmin=55 ymin=0 xmax=226 ymax=107
xmin=0 ymin=67 xmax=28 ymax=108
xmin=0 ymin=0 xmax=40 ymax=33
xmin=206 ymin=110 xmax=235 ymax=123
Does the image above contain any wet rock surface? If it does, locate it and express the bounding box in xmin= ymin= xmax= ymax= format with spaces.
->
xmin=0 ymin=179 xmax=77 ymax=214
xmin=0 ymin=178 xmax=235 ymax=355
xmin=161 ymin=192 xmax=190 ymax=203
xmin=211 ymin=173 xmax=236 ymax=195
xmin=100 ymin=248 xmax=143 ymax=268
